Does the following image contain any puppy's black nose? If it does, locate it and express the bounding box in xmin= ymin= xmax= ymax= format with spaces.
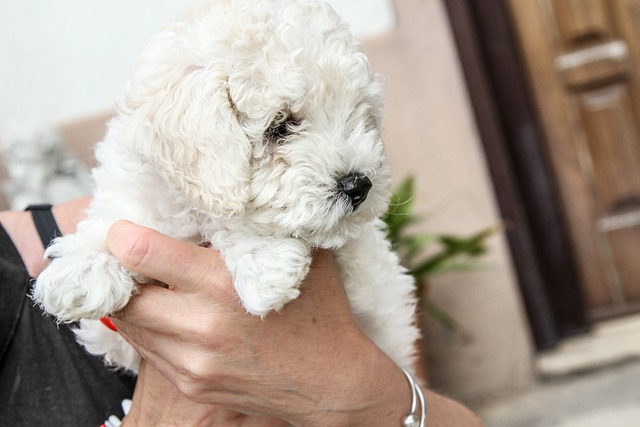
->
xmin=338 ymin=173 xmax=372 ymax=210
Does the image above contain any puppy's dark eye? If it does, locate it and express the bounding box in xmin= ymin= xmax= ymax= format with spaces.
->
xmin=264 ymin=110 xmax=300 ymax=144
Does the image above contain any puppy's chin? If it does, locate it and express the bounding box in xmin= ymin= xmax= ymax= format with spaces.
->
xmin=239 ymin=182 xmax=390 ymax=248
xmin=301 ymin=208 xmax=379 ymax=249
xmin=313 ymin=235 xmax=348 ymax=249
xmin=304 ymin=226 xmax=353 ymax=249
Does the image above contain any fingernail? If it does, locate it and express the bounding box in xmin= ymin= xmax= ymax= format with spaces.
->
xmin=100 ymin=317 xmax=119 ymax=332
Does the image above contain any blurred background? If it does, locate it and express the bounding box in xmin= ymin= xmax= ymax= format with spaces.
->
xmin=3 ymin=1 xmax=640 ymax=425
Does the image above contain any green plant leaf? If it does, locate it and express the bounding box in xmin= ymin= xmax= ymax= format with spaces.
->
xmin=384 ymin=176 xmax=419 ymax=242
xmin=382 ymin=175 xmax=498 ymax=332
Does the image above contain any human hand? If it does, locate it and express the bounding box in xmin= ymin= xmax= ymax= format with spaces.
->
xmin=123 ymin=358 xmax=288 ymax=427
xmin=107 ymin=220 xmax=416 ymax=427
xmin=1 ymin=201 xmax=482 ymax=426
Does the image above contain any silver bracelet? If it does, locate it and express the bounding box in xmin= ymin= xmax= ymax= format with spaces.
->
xmin=401 ymin=368 xmax=426 ymax=427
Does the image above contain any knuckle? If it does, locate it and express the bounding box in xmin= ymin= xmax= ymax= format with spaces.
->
xmin=176 ymin=379 xmax=206 ymax=402
xmin=176 ymin=354 xmax=217 ymax=398
xmin=178 ymin=307 xmax=224 ymax=339
xmin=192 ymin=318 xmax=220 ymax=340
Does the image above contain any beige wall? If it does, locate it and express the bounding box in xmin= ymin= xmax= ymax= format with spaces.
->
xmin=363 ymin=0 xmax=536 ymax=403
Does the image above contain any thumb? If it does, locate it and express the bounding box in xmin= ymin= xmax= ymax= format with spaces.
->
xmin=106 ymin=220 xmax=227 ymax=291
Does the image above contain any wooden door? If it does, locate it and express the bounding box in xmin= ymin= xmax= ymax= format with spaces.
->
xmin=505 ymin=0 xmax=640 ymax=319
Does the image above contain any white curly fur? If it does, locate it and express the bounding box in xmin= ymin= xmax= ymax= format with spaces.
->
xmin=33 ymin=0 xmax=420 ymax=374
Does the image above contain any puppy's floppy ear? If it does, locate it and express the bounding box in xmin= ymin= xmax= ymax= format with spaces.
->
xmin=127 ymin=64 xmax=252 ymax=218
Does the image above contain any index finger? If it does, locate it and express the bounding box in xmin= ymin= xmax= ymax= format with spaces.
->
xmin=106 ymin=220 xmax=227 ymax=291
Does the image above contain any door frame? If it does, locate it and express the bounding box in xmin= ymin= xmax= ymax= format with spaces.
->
xmin=442 ymin=0 xmax=590 ymax=350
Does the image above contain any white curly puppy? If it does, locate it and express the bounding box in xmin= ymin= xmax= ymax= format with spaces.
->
xmin=34 ymin=0 xmax=420 ymax=373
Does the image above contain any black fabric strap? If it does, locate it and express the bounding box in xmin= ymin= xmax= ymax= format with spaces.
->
xmin=25 ymin=204 xmax=62 ymax=248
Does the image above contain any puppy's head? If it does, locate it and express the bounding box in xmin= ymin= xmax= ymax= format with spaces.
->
xmin=122 ymin=0 xmax=391 ymax=246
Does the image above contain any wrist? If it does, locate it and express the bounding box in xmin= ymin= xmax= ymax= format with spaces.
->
xmin=123 ymin=361 xmax=222 ymax=427
xmin=339 ymin=350 xmax=415 ymax=427
xmin=290 ymin=342 xmax=415 ymax=427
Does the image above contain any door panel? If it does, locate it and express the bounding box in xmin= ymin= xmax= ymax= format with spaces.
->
xmin=555 ymin=0 xmax=610 ymax=45
xmin=579 ymin=85 xmax=640 ymax=212
xmin=506 ymin=0 xmax=640 ymax=318
xmin=608 ymin=225 xmax=640 ymax=300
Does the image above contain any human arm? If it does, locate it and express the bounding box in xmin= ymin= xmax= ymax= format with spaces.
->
xmin=124 ymin=360 xmax=289 ymax=426
xmin=107 ymin=221 xmax=484 ymax=427
xmin=0 ymin=199 xmax=482 ymax=426
xmin=0 ymin=197 xmax=90 ymax=277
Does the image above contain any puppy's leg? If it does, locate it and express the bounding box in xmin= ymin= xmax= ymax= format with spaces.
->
xmin=33 ymin=219 xmax=138 ymax=322
xmin=33 ymin=140 xmax=187 ymax=323
xmin=212 ymin=231 xmax=312 ymax=317
xmin=335 ymin=219 xmax=421 ymax=372
xmin=74 ymin=319 xmax=140 ymax=373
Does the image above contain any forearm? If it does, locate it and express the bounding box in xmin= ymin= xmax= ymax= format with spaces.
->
xmin=280 ymin=349 xmax=407 ymax=426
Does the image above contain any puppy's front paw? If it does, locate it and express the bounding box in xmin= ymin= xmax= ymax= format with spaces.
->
xmin=215 ymin=234 xmax=311 ymax=317
xmin=235 ymin=265 xmax=305 ymax=317
xmin=33 ymin=235 xmax=136 ymax=322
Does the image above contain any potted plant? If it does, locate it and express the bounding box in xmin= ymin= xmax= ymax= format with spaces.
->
xmin=384 ymin=175 xmax=497 ymax=332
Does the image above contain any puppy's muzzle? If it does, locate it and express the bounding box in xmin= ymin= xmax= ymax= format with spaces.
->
xmin=338 ymin=173 xmax=372 ymax=210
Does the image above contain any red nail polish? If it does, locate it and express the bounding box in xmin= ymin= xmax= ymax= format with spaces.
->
xmin=100 ymin=317 xmax=118 ymax=332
